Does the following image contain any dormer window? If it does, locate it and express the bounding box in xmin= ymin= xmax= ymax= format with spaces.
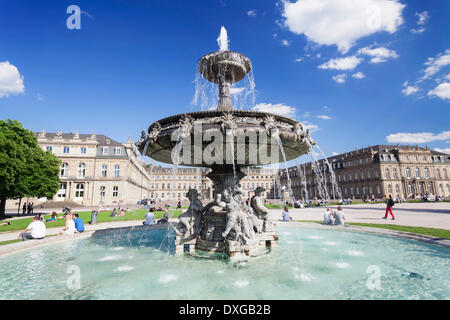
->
xmin=103 ymin=147 xmax=108 ymax=155
xmin=115 ymin=147 xmax=121 ymax=155
xmin=106 ymin=139 xmax=111 ymax=144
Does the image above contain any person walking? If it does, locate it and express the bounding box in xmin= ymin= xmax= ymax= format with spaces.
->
xmin=22 ymin=202 xmax=27 ymax=215
xmin=383 ymin=194 xmax=395 ymax=220
xmin=30 ymin=202 xmax=34 ymax=214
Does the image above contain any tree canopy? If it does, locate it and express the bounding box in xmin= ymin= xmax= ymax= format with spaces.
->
xmin=0 ymin=119 xmax=60 ymax=218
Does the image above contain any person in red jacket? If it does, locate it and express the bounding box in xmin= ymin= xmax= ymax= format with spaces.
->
xmin=383 ymin=194 xmax=395 ymax=220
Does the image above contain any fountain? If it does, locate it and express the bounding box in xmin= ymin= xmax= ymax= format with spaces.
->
xmin=136 ymin=27 xmax=315 ymax=260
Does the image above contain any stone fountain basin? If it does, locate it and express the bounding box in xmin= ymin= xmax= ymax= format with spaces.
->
xmin=198 ymin=51 xmax=252 ymax=84
xmin=138 ymin=110 xmax=314 ymax=167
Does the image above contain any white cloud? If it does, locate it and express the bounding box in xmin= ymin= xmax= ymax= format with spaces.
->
xmin=352 ymin=72 xmax=365 ymax=79
xmin=230 ymin=87 xmax=245 ymax=95
xmin=332 ymin=73 xmax=347 ymax=83
xmin=281 ymin=39 xmax=290 ymax=46
xmin=318 ymin=56 xmax=361 ymax=70
xmin=332 ymin=152 xmax=339 ymax=156
xmin=428 ymin=82 xmax=450 ymax=100
xmin=386 ymin=131 xmax=450 ymax=144
xmin=434 ymin=148 xmax=450 ymax=154
xmin=247 ymin=9 xmax=257 ymax=17
xmin=317 ymin=115 xmax=332 ymax=120
xmin=295 ymin=57 xmax=303 ymax=63
xmin=302 ymin=111 xmax=311 ymax=118
xmin=422 ymin=49 xmax=450 ymax=80
xmin=252 ymin=103 xmax=296 ymax=117
xmin=357 ymin=46 xmax=399 ymax=63
xmin=445 ymin=73 xmax=450 ymax=81
xmin=37 ymin=93 xmax=44 ymax=101
xmin=273 ymin=33 xmax=278 ymax=38
xmin=401 ymin=81 xmax=419 ymax=96
xmin=282 ymin=0 xmax=405 ymax=53
xmin=302 ymin=121 xmax=319 ymax=132
xmin=410 ymin=11 xmax=429 ymax=34
xmin=0 ymin=61 xmax=25 ymax=98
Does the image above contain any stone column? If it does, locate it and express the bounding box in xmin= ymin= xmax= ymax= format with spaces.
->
xmin=218 ymin=82 xmax=233 ymax=111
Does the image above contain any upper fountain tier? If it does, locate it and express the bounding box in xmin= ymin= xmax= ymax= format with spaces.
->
xmin=198 ymin=50 xmax=252 ymax=111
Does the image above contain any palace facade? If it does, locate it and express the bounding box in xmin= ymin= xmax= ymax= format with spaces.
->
xmin=30 ymin=130 xmax=150 ymax=206
xmin=147 ymin=165 xmax=276 ymax=203
xmin=280 ymin=145 xmax=450 ymax=200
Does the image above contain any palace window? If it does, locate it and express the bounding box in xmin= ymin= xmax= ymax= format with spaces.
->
xmin=415 ymin=168 xmax=420 ymax=178
xmin=46 ymin=146 xmax=52 ymax=152
xmin=408 ymin=183 xmax=414 ymax=194
xmin=385 ymin=168 xmax=390 ymax=179
xmin=414 ymin=156 xmax=418 ymax=161
xmin=388 ymin=184 xmax=392 ymax=194
xmin=393 ymin=168 xmax=398 ymax=179
xmin=60 ymin=162 xmax=68 ymax=177
xmin=114 ymin=165 xmax=120 ymax=177
xmin=115 ymin=147 xmax=121 ymax=155
xmin=100 ymin=186 xmax=105 ymax=198
xmin=101 ymin=164 xmax=107 ymax=177
xmin=425 ymin=168 xmax=430 ymax=179
xmin=405 ymin=155 xmax=409 ymax=161
xmin=444 ymin=169 xmax=448 ymax=179
xmin=75 ymin=183 xmax=84 ymax=197
xmin=367 ymin=171 xmax=371 ymax=179
xmin=57 ymin=183 xmax=67 ymax=198
xmin=395 ymin=184 xmax=400 ymax=194
xmin=436 ymin=169 xmax=441 ymax=179
xmin=406 ymin=168 xmax=411 ymax=179
xmin=63 ymin=146 xmax=70 ymax=154
xmin=162 ymin=183 xmax=165 ymax=189
xmin=80 ymin=147 xmax=86 ymax=154
xmin=102 ymin=147 xmax=109 ymax=155
xmin=77 ymin=163 xmax=86 ymax=178
xmin=439 ymin=184 xmax=444 ymax=193
xmin=113 ymin=186 xmax=118 ymax=197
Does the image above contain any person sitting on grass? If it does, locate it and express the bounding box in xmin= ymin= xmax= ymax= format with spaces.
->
xmin=73 ymin=213 xmax=85 ymax=233
xmin=110 ymin=208 xmax=117 ymax=217
xmin=323 ymin=208 xmax=334 ymax=225
xmin=120 ymin=208 xmax=125 ymax=216
xmin=19 ymin=215 xmax=46 ymax=241
xmin=334 ymin=206 xmax=346 ymax=226
xmin=59 ymin=213 xmax=76 ymax=236
xmin=282 ymin=206 xmax=292 ymax=222
xmin=0 ymin=221 xmax=11 ymax=226
xmin=157 ymin=205 xmax=170 ymax=224
xmin=45 ymin=212 xmax=58 ymax=222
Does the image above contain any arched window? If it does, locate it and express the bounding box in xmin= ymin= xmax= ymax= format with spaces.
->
xmin=406 ymin=168 xmax=411 ymax=179
xmin=444 ymin=169 xmax=448 ymax=179
xmin=395 ymin=184 xmax=400 ymax=194
xmin=436 ymin=169 xmax=441 ymax=179
xmin=100 ymin=186 xmax=105 ymax=198
xmin=75 ymin=183 xmax=84 ymax=197
xmin=388 ymin=184 xmax=392 ymax=194
xmin=424 ymin=168 xmax=429 ymax=179
xmin=60 ymin=162 xmax=68 ymax=177
xmin=393 ymin=168 xmax=398 ymax=179
xmin=77 ymin=163 xmax=86 ymax=178
xmin=447 ymin=184 xmax=450 ymax=193
xmin=439 ymin=184 xmax=444 ymax=193
xmin=385 ymin=168 xmax=390 ymax=179
xmin=415 ymin=168 xmax=420 ymax=178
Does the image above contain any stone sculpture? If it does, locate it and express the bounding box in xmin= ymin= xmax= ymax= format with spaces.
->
xmin=251 ymin=186 xmax=274 ymax=232
xmin=176 ymin=188 xmax=204 ymax=238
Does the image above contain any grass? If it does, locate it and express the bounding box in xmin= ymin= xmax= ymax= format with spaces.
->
xmin=295 ymin=220 xmax=450 ymax=239
xmin=0 ymin=209 xmax=183 ymax=233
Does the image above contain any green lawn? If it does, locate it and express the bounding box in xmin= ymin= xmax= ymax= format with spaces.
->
xmin=0 ymin=209 xmax=183 ymax=233
xmin=296 ymin=220 xmax=450 ymax=239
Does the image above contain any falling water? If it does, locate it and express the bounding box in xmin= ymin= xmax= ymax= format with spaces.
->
xmin=295 ymin=161 xmax=309 ymax=203
xmin=315 ymin=145 xmax=342 ymax=200
xmin=272 ymin=130 xmax=294 ymax=204
xmin=226 ymin=129 xmax=237 ymax=185
xmin=304 ymin=139 xmax=330 ymax=201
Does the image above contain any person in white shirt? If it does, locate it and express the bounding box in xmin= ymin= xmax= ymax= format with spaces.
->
xmin=59 ymin=214 xmax=76 ymax=236
xmin=19 ymin=215 xmax=46 ymax=241
xmin=334 ymin=206 xmax=346 ymax=226
xmin=323 ymin=208 xmax=334 ymax=225
xmin=143 ymin=211 xmax=155 ymax=225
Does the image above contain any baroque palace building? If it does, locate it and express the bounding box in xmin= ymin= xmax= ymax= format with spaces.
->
xmin=29 ymin=130 xmax=150 ymax=206
xmin=280 ymin=145 xmax=450 ymax=200
xmin=147 ymin=165 xmax=276 ymax=203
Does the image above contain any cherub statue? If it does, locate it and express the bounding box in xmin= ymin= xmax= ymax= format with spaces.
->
xmin=220 ymin=188 xmax=253 ymax=241
xmin=176 ymin=188 xmax=203 ymax=238
xmin=251 ymin=186 xmax=274 ymax=232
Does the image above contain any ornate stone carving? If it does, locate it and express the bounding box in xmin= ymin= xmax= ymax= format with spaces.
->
xmin=148 ymin=122 xmax=161 ymax=143
xmin=38 ymin=129 xmax=46 ymax=138
xmin=262 ymin=115 xmax=278 ymax=136
xmin=179 ymin=114 xmax=194 ymax=135
xmin=220 ymin=188 xmax=253 ymax=242
xmin=55 ymin=130 xmax=63 ymax=138
xmin=220 ymin=112 xmax=237 ymax=133
xmin=73 ymin=130 xmax=80 ymax=139
xmin=293 ymin=122 xmax=304 ymax=141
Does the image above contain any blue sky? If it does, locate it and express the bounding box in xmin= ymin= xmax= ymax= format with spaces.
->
xmin=0 ymin=0 xmax=449 ymax=164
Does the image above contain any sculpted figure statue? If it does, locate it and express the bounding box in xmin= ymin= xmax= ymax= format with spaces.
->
xmin=220 ymin=188 xmax=253 ymax=241
xmin=251 ymin=187 xmax=274 ymax=232
xmin=234 ymin=184 xmax=261 ymax=235
xmin=176 ymin=188 xmax=204 ymax=237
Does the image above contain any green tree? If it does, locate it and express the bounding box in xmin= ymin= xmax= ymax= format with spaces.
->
xmin=0 ymin=119 xmax=60 ymax=219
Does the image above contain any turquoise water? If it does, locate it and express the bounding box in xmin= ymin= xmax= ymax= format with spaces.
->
xmin=0 ymin=226 xmax=448 ymax=299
